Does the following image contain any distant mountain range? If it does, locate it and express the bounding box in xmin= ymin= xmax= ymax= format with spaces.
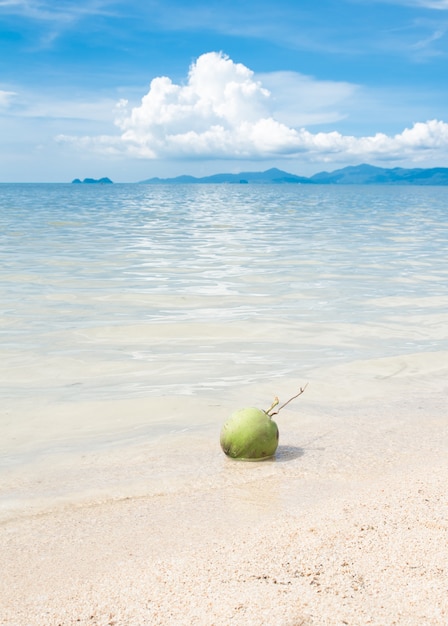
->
xmin=139 ymin=164 xmax=448 ymax=185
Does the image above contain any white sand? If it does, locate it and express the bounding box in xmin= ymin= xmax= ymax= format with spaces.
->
xmin=1 ymin=378 xmax=447 ymax=626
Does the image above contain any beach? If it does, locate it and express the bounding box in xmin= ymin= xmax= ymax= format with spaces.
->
xmin=1 ymin=357 xmax=447 ymax=626
xmin=1 ymin=183 xmax=448 ymax=625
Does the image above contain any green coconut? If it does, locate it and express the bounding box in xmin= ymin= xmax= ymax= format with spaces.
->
xmin=220 ymin=386 xmax=308 ymax=461
xmin=220 ymin=407 xmax=279 ymax=461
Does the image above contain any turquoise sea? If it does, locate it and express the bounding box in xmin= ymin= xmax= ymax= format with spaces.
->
xmin=1 ymin=183 xmax=448 ymax=519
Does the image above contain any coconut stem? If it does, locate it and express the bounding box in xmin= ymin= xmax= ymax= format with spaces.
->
xmin=267 ymin=384 xmax=308 ymax=417
xmin=265 ymin=397 xmax=279 ymax=417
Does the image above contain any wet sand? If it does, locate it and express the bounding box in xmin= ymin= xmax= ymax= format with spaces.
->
xmin=1 ymin=368 xmax=447 ymax=626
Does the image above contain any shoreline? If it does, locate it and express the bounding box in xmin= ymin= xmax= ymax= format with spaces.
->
xmin=2 ymin=349 xmax=447 ymax=517
xmin=1 ymin=387 xmax=447 ymax=625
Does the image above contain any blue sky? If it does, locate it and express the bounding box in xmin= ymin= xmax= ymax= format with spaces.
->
xmin=1 ymin=0 xmax=448 ymax=182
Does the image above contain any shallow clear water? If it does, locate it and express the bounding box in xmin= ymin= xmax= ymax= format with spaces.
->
xmin=1 ymin=182 xmax=448 ymax=514
xmin=1 ymin=183 xmax=447 ymax=397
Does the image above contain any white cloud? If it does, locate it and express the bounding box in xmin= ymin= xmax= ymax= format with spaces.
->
xmin=258 ymin=71 xmax=358 ymax=127
xmin=56 ymin=51 xmax=448 ymax=165
xmin=405 ymin=0 xmax=448 ymax=8
xmin=0 ymin=90 xmax=17 ymax=107
xmin=0 ymin=0 xmax=117 ymax=49
xmin=28 ymin=96 xmax=118 ymax=121
xmin=371 ymin=0 xmax=448 ymax=8
xmin=114 ymin=52 xmax=272 ymax=158
xmin=0 ymin=0 xmax=113 ymax=20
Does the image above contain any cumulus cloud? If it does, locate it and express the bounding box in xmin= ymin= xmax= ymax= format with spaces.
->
xmin=56 ymin=51 xmax=448 ymax=164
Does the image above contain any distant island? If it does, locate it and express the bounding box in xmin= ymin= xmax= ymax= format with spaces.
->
xmin=139 ymin=164 xmax=448 ymax=185
xmin=72 ymin=177 xmax=113 ymax=184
